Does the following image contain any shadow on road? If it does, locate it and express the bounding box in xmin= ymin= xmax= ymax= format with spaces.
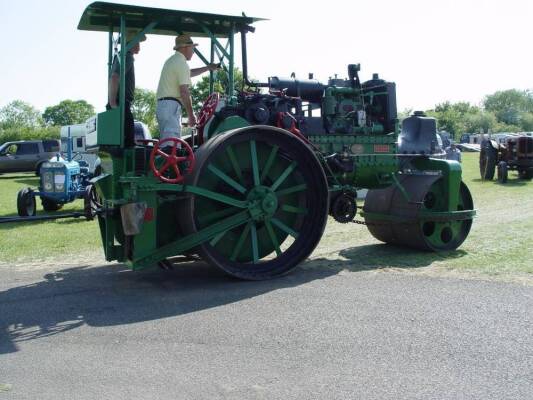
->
xmin=0 ymin=244 xmax=466 ymax=354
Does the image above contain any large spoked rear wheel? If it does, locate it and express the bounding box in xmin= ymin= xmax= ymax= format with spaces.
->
xmin=179 ymin=126 xmax=329 ymax=280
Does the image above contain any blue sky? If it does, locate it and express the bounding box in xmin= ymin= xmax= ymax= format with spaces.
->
xmin=0 ymin=0 xmax=531 ymax=113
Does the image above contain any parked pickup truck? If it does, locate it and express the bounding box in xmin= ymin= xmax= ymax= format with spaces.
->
xmin=0 ymin=139 xmax=60 ymax=175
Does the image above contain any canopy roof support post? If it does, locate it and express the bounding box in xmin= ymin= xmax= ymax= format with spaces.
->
xmin=119 ymin=15 xmax=126 ymax=148
xmin=228 ymin=28 xmax=234 ymax=102
xmin=209 ymin=41 xmax=215 ymax=94
xmin=107 ymin=25 xmax=113 ymax=76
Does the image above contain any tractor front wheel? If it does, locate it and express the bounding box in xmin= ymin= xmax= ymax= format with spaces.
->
xmin=179 ymin=126 xmax=329 ymax=280
xmin=497 ymin=161 xmax=508 ymax=183
xmin=41 ymin=197 xmax=63 ymax=212
xmin=17 ymin=188 xmax=36 ymax=216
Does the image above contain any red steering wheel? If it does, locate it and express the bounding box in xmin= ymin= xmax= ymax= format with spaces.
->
xmin=197 ymin=92 xmax=220 ymax=143
xmin=149 ymin=137 xmax=195 ymax=183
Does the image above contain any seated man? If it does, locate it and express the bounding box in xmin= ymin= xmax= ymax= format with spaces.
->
xmin=107 ymin=29 xmax=146 ymax=147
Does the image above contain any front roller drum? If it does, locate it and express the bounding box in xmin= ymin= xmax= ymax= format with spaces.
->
xmin=363 ymin=175 xmax=474 ymax=251
xmin=179 ymin=126 xmax=329 ymax=280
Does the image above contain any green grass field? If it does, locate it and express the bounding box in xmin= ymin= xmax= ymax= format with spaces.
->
xmin=0 ymin=153 xmax=531 ymax=279
xmin=0 ymin=173 xmax=102 ymax=263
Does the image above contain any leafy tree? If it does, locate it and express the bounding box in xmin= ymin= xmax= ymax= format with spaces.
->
xmin=520 ymin=113 xmax=533 ymax=131
xmin=463 ymin=112 xmax=497 ymax=134
xmin=131 ymin=88 xmax=157 ymax=134
xmin=397 ymin=108 xmax=413 ymax=123
xmin=0 ymin=100 xmax=43 ymax=130
xmin=190 ymin=68 xmax=254 ymax=113
xmin=42 ymin=100 xmax=95 ymax=126
xmin=426 ymin=102 xmax=472 ymax=138
xmin=483 ymin=89 xmax=533 ymax=126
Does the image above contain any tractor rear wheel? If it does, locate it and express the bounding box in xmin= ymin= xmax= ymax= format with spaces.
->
xmin=179 ymin=126 xmax=329 ymax=280
xmin=17 ymin=187 xmax=36 ymax=216
xmin=479 ymin=140 xmax=497 ymax=180
xmin=363 ymin=175 xmax=474 ymax=251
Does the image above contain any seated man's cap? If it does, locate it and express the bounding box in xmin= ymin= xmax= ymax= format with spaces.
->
xmin=174 ymin=34 xmax=199 ymax=50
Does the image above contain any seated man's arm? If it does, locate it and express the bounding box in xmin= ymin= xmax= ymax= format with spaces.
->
xmin=108 ymin=73 xmax=119 ymax=108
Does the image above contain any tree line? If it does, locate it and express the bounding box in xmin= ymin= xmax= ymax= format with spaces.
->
xmin=1 ymin=71 xmax=532 ymax=144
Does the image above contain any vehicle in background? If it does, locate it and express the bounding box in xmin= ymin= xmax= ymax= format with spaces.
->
xmin=437 ymin=131 xmax=461 ymax=162
xmin=480 ymin=135 xmax=533 ymax=182
xmin=61 ymin=121 xmax=102 ymax=176
xmin=16 ymin=134 xmax=100 ymax=218
xmin=85 ymin=116 xmax=152 ymax=149
xmin=0 ymin=139 xmax=60 ymax=175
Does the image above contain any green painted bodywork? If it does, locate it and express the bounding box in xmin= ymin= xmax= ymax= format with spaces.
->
xmin=78 ymin=2 xmax=475 ymax=270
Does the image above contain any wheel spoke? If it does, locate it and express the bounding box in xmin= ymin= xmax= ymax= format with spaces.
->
xmin=275 ymin=183 xmax=307 ymax=197
xmin=198 ymin=207 xmax=240 ymax=225
xmin=230 ymin=222 xmax=252 ymax=261
xmin=264 ymin=219 xmax=281 ymax=256
xmin=281 ymin=204 xmax=308 ymax=214
xmin=250 ymin=140 xmax=260 ymax=186
xmin=260 ymin=145 xmax=279 ymax=184
xmin=171 ymin=145 xmax=177 ymax=156
xmin=157 ymin=149 xmax=168 ymax=157
xmin=250 ymin=222 xmax=259 ymax=264
xmin=271 ymin=217 xmax=299 ymax=238
xmin=270 ymin=162 xmax=298 ymax=191
xmin=225 ymin=145 xmax=243 ymax=184
xmin=172 ymin=164 xmax=180 ymax=177
xmin=207 ymin=163 xmax=247 ymax=194
xmin=210 ymin=230 xmax=227 ymax=246
xmin=159 ymin=160 xmax=171 ymax=174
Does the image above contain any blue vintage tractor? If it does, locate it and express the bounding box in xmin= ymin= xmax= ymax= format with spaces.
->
xmin=16 ymin=131 xmax=100 ymax=219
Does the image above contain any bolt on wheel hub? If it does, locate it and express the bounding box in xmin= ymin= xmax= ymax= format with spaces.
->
xmin=246 ymin=185 xmax=278 ymax=220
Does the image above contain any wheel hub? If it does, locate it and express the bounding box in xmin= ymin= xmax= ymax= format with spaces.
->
xmin=246 ymin=186 xmax=278 ymax=220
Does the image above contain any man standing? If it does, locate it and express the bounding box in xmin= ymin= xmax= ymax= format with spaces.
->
xmin=108 ymin=30 xmax=146 ymax=147
xmin=156 ymin=34 xmax=219 ymax=146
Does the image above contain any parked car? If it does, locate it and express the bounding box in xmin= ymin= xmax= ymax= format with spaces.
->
xmin=0 ymin=139 xmax=60 ymax=175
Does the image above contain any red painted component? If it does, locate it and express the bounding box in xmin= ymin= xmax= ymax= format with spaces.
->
xmin=276 ymin=112 xmax=309 ymax=143
xmin=149 ymin=137 xmax=195 ymax=183
xmin=144 ymin=207 xmax=154 ymax=222
xmin=197 ymin=92 xmax=220 ymax=144
xmin=374 ymin=144 xmax=390 ymax=153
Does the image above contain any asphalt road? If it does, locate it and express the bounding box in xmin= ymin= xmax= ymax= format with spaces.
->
xmin=1 ymin=260 xmax=532 ymax=400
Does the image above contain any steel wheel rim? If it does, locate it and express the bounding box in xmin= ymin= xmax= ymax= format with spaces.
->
xmin=420 ymin=180 xmax=473 ymax=250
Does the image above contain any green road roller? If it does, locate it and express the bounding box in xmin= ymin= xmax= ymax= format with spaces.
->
xmin=78 ymin=2 xmax=476 ymax=280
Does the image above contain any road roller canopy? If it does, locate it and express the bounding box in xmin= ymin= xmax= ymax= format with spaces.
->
xmin=78 ymin=2 xmax=263 ymax=37
xmin=78 ymin=2 xmax=264 ymax=144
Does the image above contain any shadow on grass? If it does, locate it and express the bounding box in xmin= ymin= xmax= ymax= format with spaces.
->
xmin=470 ymin=178 xmax=528 ymax=187
xmin=0 ymin=211 xmax=89 ymax=228
xmin=0 ymin=242 xmax=469 ymax=354
xmin=0 ymin=174 xmax=38 ymax=181
xmin=12 ymin=178 xmax=40 ymax=186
